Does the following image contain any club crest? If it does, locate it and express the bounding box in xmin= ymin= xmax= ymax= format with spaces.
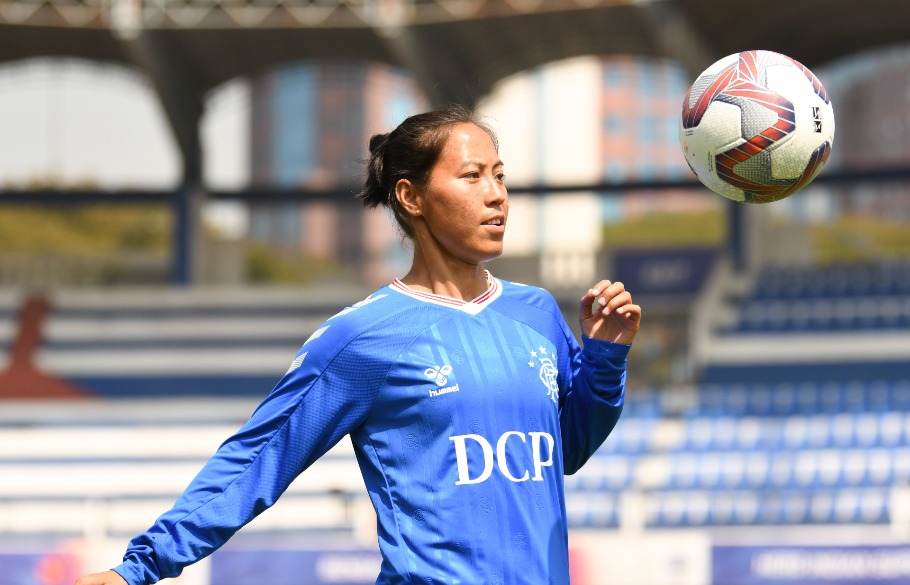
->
xmin=527 ymin=345 xmax=559 ymax=404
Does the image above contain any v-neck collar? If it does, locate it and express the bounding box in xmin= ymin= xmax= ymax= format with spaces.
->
xmin=390 ymin=271 xmax=502 ymax=315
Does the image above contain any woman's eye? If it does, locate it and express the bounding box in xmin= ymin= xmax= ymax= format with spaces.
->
xmin=464 ymin=171 xmax=480 ymax=179
xmin=496 ymin=173 xmax=506 ymax=182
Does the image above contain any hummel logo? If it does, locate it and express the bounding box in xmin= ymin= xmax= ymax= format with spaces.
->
xmin=425 ymin=365 xmax=453 ymax=386
xmin=426 ymin=364 xmax=458 ymax=398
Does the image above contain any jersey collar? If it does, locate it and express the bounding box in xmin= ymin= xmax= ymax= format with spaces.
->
xmin=390 ymin=271 xmax=502 ymax=315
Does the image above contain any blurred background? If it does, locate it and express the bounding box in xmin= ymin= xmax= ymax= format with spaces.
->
xmin=2 ymin=1 xmax=910 ymax=584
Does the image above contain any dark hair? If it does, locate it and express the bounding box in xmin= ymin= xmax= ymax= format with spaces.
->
xmin=358 ymin=104 xmax=498 ymax=239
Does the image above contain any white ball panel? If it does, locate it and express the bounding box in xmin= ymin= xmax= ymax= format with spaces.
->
xmin=699 ymin=53 xmax=741 ymax=78
xmin=680 ymin=100 xmax=747 ymax=201
xmin=769 ymin=73 xmax=835 ymax=180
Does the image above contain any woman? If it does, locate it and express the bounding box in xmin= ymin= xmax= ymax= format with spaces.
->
xmin=75 ymin=105 xmax=641 ymax=585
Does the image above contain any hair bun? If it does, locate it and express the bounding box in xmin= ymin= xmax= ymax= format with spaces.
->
xmin=368 ymin=133 xmax=390 ymax=155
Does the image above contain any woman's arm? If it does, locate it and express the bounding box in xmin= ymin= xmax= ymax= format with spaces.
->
xmin=82 ymin=323 xmax=385 ymax=585
xmin=559 ymin=280 xmax=641 ymax=474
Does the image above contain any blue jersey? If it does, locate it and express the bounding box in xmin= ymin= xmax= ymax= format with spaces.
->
xmin=114 ymin=274 xmax=629 ymax=585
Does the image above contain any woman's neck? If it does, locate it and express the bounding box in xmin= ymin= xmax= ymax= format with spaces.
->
xmin=399 ymin=251 xmax=489 ymax=301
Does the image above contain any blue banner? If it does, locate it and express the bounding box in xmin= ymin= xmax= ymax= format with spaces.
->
xmin=713 ymin=545 xmax=910 ymax=585
xmin=612 ymin=248 xmax=717 ymax=297
xmin=0 ymin=551 xmax=80 ymax=585
xmin=210 ymin=547 xmax=381 ymax=585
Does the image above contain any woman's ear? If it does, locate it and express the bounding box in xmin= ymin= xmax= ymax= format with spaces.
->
xmin=395 ymin=179 xmax=423 ymax=218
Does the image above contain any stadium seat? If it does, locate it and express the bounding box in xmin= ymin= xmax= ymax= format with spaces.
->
xmin=719 ymin=454 xmax=746 ymax=488
xmin=854 ymin=414 xmax=880 ymax=447
xmin=867 ymin=449 xmax=893 ymax=485
xmin=843 ymin=382 xmax=868 ymax=411
xmin=816 ymin=451 xmax=842 ymax=487
xmin=878 ymin=412 xmax=904 ymax=447
xmin=682 ymin=492 xmax=712 ymax=526
xmin=707 ymin=492 xmax=737 ymax=525
xmin=805 ymin=416 xmax=832 ymax=449
xmin=735 ymin=417 xmax=764 ymax=450
xmin=601 ymin=417 xmax=655 ymax=454
xmin=893 ymin=382 xmax=910 ymax=410
xmin=781 ymin=491 xmax=810 ymax=524
xmin=746 ymin=386 xmax=773 ymax=416
xmin=565 ymin=493 xmax=618 ymax=529
xmin=744 ymin=453 xmax=772 ymax=488
xmin=867 ymin=381 xmax=892 ymax=411
xmin=858 ymin=489 xmax=888 ymax=523
xmin=808 ymin=491 xmax=836 ymax=524
xmin=831 ymin=414 xmax=856 ymax=448
xmin=668 ymin=454 xmax=699 ymax=489
xmin=696 ymin=454 xmax=722 ymax=489
xmin=834 ymin=490 xmax=861 ymax=523
xmin=623 ymin=390 xmax=664 ymax=418
xmin=648 ymin=492 xmax=688 ymax=527
xmin=793 ymin=451 xmax=820 ymax=487
xmin=783 ymin=416 xmax=809 ymax=449
xmin=768 ymin=452 xmax=793 ymax=488
xmin=819 ymin=382 xmax=845 ymax=414
xmin=757 ymin=492 xmax=788 ymax=524
xmin=795 ymin=382 xmax=821 ymax=415
xmin=891 ymin=448 xmax=910 ymax=484
xmin=633 ymin=455 xmax=671 ymax=490
xmin=726 ymin=385 xmax=750 ymax=416
xmin=732 ymin=492 xmax=760 ymax=525
xmin=770 ymin=384 xmax=797 ymax=415
xmin=571 ymin=456 xmax=632 ymax=491
xmin=682 ymin=419 xmax=714 ymax=452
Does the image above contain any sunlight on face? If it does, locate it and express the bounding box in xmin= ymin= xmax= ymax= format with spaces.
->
xmin=418 ymin=123 xmax=509 ymax=266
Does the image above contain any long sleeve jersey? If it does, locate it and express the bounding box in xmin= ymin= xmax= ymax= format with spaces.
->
xmin=114 ymin=274 xmax=629 ymax=585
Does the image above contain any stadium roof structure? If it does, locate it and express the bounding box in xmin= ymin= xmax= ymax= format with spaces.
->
xmin=3 ymin=0 xmax=910 ymax=110
xmin=3 ymin=0 xmax=909 ymax=170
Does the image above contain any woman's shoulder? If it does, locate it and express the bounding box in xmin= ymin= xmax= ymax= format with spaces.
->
xmin=298 ymin=284 xmax=443 ymax=358
xmin=281 ymin=286 xmax=425 ymax=387
xmin=496 ymin=277 xmax=559 ymax=308
xmin=311 ymin=286 xmax=413 ymax=340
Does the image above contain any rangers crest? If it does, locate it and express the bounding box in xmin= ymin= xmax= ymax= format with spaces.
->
xmin=527 ymin=345 xmax=559 ymax=404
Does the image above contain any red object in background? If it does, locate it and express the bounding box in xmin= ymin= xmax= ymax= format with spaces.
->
xmin=0 ymin=295 xmax=87 ymax=397
xmin=569 ymin=544 xmax=588 ymax=585
xmin=36 ymin=552 xmax=82 ymax=585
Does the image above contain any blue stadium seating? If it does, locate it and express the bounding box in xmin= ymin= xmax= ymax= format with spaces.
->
xmin=564 ymin=376 xmax=910 ymax=528
xmin=732 ymin=263 xmax=910 ymax=333
xmin=642 ymin=488 xmax=890 ymax=527
xmin=688 ymin=381 xmax=910 ymax=417
xmin=750 ymin=264 xmax=910 ymax=301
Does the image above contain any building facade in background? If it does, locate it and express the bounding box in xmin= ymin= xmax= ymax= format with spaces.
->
xmin=247 ymin=59 xmax=425 ymax=284
xmin=243 ymin=55 xmax=699 ymax=287
xmin=479 ymin=55 xmax=696 ymax=289
xmin=820 ymin=47 xmax=910 ymax=223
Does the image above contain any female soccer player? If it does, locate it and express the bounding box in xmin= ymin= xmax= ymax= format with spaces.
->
xmin=75 ymin=106 xmax=641 ymax=585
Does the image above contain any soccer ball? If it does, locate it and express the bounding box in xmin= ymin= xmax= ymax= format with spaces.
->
xmin=679 ymin=50 xmax=835 ymax=203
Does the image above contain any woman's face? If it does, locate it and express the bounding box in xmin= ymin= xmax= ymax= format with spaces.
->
xmin=417 ymin=123 xmax=508 ymax=266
